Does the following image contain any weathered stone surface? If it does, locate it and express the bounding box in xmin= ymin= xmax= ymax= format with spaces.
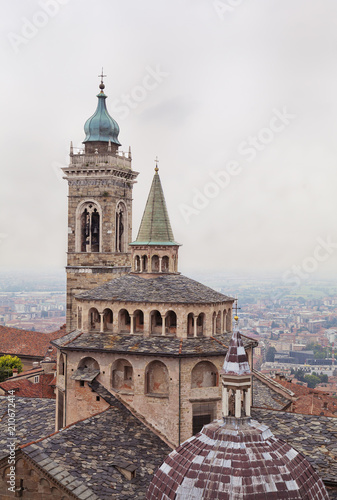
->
xmin=76 ymin=273 xmax=233 ymax=304
xmin=252 ymin=408 xmax=337 ymax=485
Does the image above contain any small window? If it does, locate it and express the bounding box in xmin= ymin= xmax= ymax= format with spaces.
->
xmin=80 ymin=380 xmax=85 ymax=387
xmin=96 ymin=396 xmax=100 ymax=402
xmin=34 ymin=375 xmax=39 ymax=384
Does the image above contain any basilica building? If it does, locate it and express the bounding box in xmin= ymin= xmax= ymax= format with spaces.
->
xmin=55 ymin=77 xmax=257 ymax=446
xmin=0 ymin=78 xmax=334 ymax=500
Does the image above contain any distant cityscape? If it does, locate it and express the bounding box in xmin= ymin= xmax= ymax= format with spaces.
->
xmin=0 ymin=270 xmax=66 ymax=333
xmin=1 ymin=269 xmax=337 ymax=392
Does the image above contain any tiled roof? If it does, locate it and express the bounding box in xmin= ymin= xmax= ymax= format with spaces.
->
xmin=21 ymin=385 xmax=172 ymax=499
xmin=0 ymin=325 xmax=66 ymax=358
xmin=76 ymin=274 xmax=234 ymax=304
xmin=130 ymin=171 xmax=178 ymax=246
xmin=52 ymin=331 xmax=257 ymax=357
xmin=252 ymin=409 xmax=337 ymax=485
xmin=253 ymin=375 xmax=292 ymax=411
xmin=221 ymin=330 xmax=251 ymax=376
xmin=277 ymin=379 xmax=337 ymax=417
xmin=0 ymin=397 xmax=55 ymax=460
xmin=147 ymin=417 xmax=329 ymax=499
xmin=0 ymin=373 xmax=55 ymax=399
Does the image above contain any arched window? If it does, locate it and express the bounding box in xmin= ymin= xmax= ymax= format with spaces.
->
xmin=216 ymin=311 xmax=221 ymax=334
xmin=162 ymin=256 xmax=169 ymax=272
xmin=78 ymin=357 xmax=100 ymax=371
xmin=151 ymin=255 xmax=159 ymax=272
xmin=187 ymin=313 xmax=194 ymax=337
xmin=80 ymin=202 xmax=100 ymax=253
xmin=59 ymin=353 xmax=65 ymax=376
xmin=142 ymin=255 xmax=148 ymax=272
xmin=112 ymin=359 xmax=134 ymax=391
xmin=197 ymin=313 xmax=205 ymax=337
xmin=89 ymin=308 xmax=100 ymax=331
xmin=165 ymin=310 xmax=177 ymax=335
xmin=150 ymin=310 xmax=162 ymax=335
xmin=134 ymin=310 xmax=144 ymax=333
xmin=134 ymin=255 xmax=140 ymax=272
xmin=116 ymin=202 xmax=127 ymax=253
xmin=145 ymin=360 xmax=169 ymax=396
xmin=119 ymin=309 xmax=131 ymax=333
xmin=191 ymin=361 xmax=218 ymax=388
xmin=226 ymin=309 xmax=232 ymax=331
xmin=103 ymin=308 xmax=113 ymax=332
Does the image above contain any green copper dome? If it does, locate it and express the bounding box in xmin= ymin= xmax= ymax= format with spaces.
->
xmin=83 ymin=84 xmax=121 ymax=146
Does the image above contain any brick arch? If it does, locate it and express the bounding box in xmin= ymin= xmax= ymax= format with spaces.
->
xmin=145 ymin=360 xmax=169 ymax=396
xmin=191 ymin=361 xmax=218 ymax=388
xmin=78 ymin=356 xmax=100 ymax=371
xmin=112 ymin=358 xmax=134 ymax=391
xmin=103 ymin=308 xmax=113 ymax=332
xmin=119 ymin=308 xmax=131 ymax=333
xmin=88 ymin=307 xmax=100 ymax=331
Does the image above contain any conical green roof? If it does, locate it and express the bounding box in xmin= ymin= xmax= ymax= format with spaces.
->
xmin=131 ymin=171 xmax=179 ymax=246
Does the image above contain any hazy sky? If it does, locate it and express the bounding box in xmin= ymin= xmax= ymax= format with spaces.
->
xmin=1 ymin=0 xmax=337 ymax=281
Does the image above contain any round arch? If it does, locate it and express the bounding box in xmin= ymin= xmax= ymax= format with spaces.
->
xmin=191 ymin=361 xmax=218 ymax=389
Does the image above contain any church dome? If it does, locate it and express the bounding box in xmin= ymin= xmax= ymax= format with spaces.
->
xmin=147 ymin=417 xmax=329 ymax=499
xmin=83 ymin=82 xmax=121 ymax=146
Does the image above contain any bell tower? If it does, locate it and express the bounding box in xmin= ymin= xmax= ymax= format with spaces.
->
xmin=63 ymin=74 xmax=139 ymax=332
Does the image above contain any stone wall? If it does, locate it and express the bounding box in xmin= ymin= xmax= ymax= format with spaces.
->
xmin=66 ymin=266 xmax=130 ymax=332
xmin=0 ymin=454 xmax=73 ymax=499
xmin=60 ymin=349 xmax=236 ymax=447
xmin=64 ymin=153 xmax=138 ymax=332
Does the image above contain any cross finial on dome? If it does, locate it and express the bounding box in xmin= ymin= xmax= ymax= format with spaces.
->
xmin=154 ymin=156 xmax=159 ymax=173
xmin=98 ymin=68 xmax=107 ymax=91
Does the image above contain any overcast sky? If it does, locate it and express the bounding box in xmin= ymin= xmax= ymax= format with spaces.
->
xmin=1 ymin=0 xmax=337 ymax=280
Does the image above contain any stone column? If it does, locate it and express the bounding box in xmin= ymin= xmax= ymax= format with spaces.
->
xmin=245 ymin=387 xmax=251 ymax=417
xmin=130 ymin=314 xmax=134 ymax=334
xmin=140 ymin=257 xmax=143 ymax=272
xmin=235 ymin=389 xmax=241 ymax=418
xmin=99 ymin=313 xmax=104 ymax=333
xmin=194 ymin=315 xmax=197 ymax=337
xmin=162 ymin=315 xmax=166 ymax=336
xmin=159 ymin=257 xmax=163 ymax=273
xmin=222 ymin=385 xmax=228 ymax=417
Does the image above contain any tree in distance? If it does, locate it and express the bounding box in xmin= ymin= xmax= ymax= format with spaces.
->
xmin=0 ymin=355 xmax=23 ymax=382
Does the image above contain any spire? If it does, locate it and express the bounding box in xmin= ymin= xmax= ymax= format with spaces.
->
xmin=131 ymin=169 xmax=179 ymax=246
xmin=221 ymin=317 xmax=251 ymax=376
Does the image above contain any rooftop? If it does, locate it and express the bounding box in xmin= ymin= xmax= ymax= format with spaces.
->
xmin=52 ymin=331 xmax=257 ymax=357
xmin=0 ymin=397 xmax=55 ymax=460
xmin=147 ymin=416 xmax=329 ymax=499
xmin=252 ymin=408 xmax=337 ymax=485
xmin=0 ymin=373 xmax=55 ymax=399
xmin=0 ymin=325 xmax=66 ymax=358
xmin=130 ymin=171 xmax=178 ymax=246
xmin=76 ymin=273 xmax=234 ymax=304
xmin=20 ymin=383 xmax=171 ymax=499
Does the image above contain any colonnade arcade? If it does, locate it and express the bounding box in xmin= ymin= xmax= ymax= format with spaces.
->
xmin=79 ymin=303 xmax=232 ymax=337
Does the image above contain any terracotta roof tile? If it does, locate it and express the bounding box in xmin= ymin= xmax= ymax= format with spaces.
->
xmin=0 ymin=325 xmax=65 ymax=359
xmin=0 ymin=373 xmax=55 ymax=398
